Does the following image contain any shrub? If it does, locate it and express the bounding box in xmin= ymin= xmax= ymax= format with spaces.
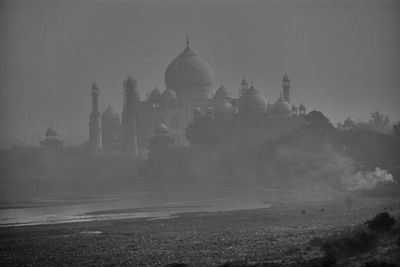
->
xmin=365 ymin=212 xmax=396 ymax=233
xmin=319 ymin=230 xmax=377 ymax=260
xmin=364 ymin=260 xmax=397 ymax=267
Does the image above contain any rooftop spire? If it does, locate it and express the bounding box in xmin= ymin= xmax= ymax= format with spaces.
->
xmin=186 ymin=34 xmax=190 ymax=48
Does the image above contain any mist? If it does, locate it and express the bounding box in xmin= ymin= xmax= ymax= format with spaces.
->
xmin=1 ymin=1 xmax=400 ymax=266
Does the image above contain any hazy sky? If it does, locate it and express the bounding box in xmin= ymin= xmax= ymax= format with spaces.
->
xmin=1 ymin=0 xmax=399 ymax=145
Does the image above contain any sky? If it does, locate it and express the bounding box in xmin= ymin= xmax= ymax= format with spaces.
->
xmin=0 ymin=0 xmax=399 ymax=146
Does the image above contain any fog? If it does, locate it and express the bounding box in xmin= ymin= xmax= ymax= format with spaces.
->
xmin=0 ymin=0 xmax=399 ymax=240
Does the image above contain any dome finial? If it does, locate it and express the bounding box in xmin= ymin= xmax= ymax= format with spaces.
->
xmin=186 ymin=34 xmax=190 ymax=48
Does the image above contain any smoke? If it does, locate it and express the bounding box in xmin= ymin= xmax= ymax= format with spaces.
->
xmin=343 ymin=167 xmax=394 ymax=190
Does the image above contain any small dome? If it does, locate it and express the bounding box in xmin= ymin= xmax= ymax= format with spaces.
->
xmin=215 ymin=85 xmax=229 ymax=99
xmin=125 ymin=76 xmax=137 ymax=88
xmin=102 ymin=104 xmax=119 ymax=120
xmin=149 ymin=87 xmax=162 ymax=102
xmin=162 ymin=88 xmax=178 ymax=100
xmin=272 ymin=97 xmax=292 ymax=117
xmin=165 ymin=41 xmax=213 ymax=96
xmin=239 ymin=83 xmax=268 ymax=114
xmin=45 ymin=127 xmax=57 ymax=137
xmin=214 ymin=100 xmax=235 ymax=115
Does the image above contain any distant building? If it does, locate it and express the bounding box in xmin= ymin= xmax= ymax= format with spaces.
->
xmin=88 ymin=38 xmax=307 ymax=157
xmin=39 ymin=127 xmax=63 ymax=151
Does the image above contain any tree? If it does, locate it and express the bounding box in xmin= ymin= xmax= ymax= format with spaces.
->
xmin=303 ymin=111 xmax=335 ymax=136
xmin=393 ymin=121 xmax=400 ymax=138
xmin=368 ymin=111 xmax=391 ymax=134
xmin=342 ymin=117 xmax=356 ymax=130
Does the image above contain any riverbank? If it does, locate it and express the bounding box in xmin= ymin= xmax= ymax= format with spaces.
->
xmin=1 ymin=196 xmax=399 ymax=266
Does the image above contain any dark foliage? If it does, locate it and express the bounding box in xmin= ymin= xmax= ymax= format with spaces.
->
xmin=321 ymin=256 xmax=337 ymax=267
xmin=218 ymin=261 xmax=275 ymax=267
xmin=365 ymin=212 xmax=396 ymax=233
xmin=364 ymin=260 xmax=398 ymax=267
xmin=138 ymin=109 xmax=399 ymax=191
xmin=314 ymin=230 xmax=378 ymax=261
xmin=303 ymin=110 xmax=335 ymax=136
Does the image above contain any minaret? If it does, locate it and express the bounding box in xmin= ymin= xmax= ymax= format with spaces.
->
xmin=240 ymin=77 xmax=249 ymax=97
xmin=89 ymin=82 xmax=102 ymax=152
xmin=299 ymin=102 xmax=306 ymax=117
xmin=121 ymin=76 xmax=139 ymax=157
xmin=282 ymin=73 xmax=290 ymax=103
xmin=186 ymin=34 xmax=190 ymax=49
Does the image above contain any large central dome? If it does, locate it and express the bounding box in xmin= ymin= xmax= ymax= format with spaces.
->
xmin=165 ymin=40 xmax=213 ymax=99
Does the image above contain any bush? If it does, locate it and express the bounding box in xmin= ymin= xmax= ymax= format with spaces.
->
xmin=365 ymin=212 xmax=396 ymax=233
xmin=364 ymin=260 xmax=397 ymax=267
xmin=319 ymin=230 xmax=377 ymax=260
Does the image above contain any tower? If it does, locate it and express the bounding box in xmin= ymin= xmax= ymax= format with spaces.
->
xmin=240 ymin=77 xmax=249 ymax=97
xmin=299 ymin=102 xmax=306 ymax=117
xmin=282 ymin=73 xmax=290 ymax=103
xmin=89 ymin=82 xmax=102 ymax=152
xmin=121 ymin=76 xmax=139 ymax=157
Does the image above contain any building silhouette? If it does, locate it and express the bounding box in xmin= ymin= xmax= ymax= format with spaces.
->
xmin=88 ymin=38 xmax=306 ymax=157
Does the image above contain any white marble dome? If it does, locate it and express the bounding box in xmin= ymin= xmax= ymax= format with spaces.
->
xmin=165 ymin=42 xmax=213 ymax=99
xmin=272 ymin=97 xmax=292 ymax=117
xmin=239 ymin=84 xmax=268 ymax=114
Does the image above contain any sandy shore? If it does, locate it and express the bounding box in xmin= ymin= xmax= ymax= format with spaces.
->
xmin=0 ymin=196 xmax=399 ymax=266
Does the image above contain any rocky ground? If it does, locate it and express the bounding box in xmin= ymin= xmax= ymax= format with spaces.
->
xmin=0 ymin=195 xmax=399 ymax=266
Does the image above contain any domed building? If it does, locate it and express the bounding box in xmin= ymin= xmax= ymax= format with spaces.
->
xmin=40 ymin=127 xmax=63 ymax=151
xmin=239 ymin=82 xmax=269 ymax=114
xmin=271 ymin=95 xmax=292 ymax=118
xmin=161 ymin=88 xmax=178 ymax=108
xmin=88 ymin=37 xmax=307 ymax=158
xmin=214 ymin=84 xmax=229 ymax=101
xmin=165 ymin=38 xmax=213 ymax=101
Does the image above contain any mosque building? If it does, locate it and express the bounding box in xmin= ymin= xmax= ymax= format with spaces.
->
xmin=88 ymin=38 xmax=306 ymax=157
